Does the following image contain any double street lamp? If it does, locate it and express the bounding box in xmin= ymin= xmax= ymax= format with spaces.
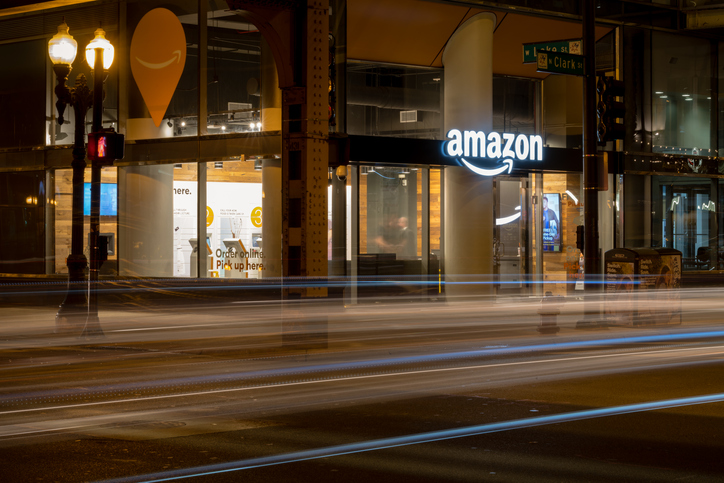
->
xmin=49 ymin=22 xmax=115 ymax=336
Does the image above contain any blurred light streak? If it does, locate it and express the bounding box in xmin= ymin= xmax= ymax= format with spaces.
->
xmin=3 ymin=339 xmax=723 ymax=417
xmin=100 ymin=392 xmax=724 ymax=483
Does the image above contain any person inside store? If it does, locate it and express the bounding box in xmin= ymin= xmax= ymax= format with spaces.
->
xmin=376 ymin=214 xmax=401 ymax=255
xmin=396 ymin=216 xmax=416 ymax=259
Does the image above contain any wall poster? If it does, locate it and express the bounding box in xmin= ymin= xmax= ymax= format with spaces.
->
xmin=541 ymin=192 xmax=561 ymax=252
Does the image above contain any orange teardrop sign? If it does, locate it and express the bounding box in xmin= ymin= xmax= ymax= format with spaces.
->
xmin=130 ymin=8 xmax=186 ymax=127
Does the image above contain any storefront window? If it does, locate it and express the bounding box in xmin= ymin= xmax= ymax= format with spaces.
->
xmin=651 ymin=32 xmax=712 ymax=156
xmin=0 ymin=172 xmax=45 ymax=274
xmin=358 ymin=166 xmax=423 ymax=288
xmin=170 ymin=163 xmax=199 ymax=276
xmin=200 ymin=160 xmax=264 ymax=278
xmin=53 ymin=167 xmax=117 ymax=275
xmin=534 ymin=172 xmax=586 ymax=295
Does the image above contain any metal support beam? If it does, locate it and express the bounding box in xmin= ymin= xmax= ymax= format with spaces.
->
xmin=578 ymin=0 xmax=602 ymax=328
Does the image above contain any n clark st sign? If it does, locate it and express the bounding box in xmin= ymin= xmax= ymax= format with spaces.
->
xmin=443 ymin=129 xmax=544 ymax=177
xmin=536 ymin=50 xmax=585 ymax=76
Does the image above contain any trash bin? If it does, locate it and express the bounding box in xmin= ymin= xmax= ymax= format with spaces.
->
xmin=653 ymin=247 xmax=682 ymax=325
xmin=604 ymin=247 xmax=682 ymax=326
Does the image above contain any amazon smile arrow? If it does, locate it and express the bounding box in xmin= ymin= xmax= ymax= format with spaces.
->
xmin=460 ymin=158 xmax=513 ymax=177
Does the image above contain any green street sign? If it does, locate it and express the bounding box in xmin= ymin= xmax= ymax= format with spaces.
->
xmin=536 ymin=50 xmax=585 ymax=76
xmin=523 ymin=39 xmax=582 ymax=64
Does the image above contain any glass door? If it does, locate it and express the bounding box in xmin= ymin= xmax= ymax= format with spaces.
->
xmin=494 ymin=176 xmax=530 ymax=295
xmin=662 ymin=183 xmax=712 ymax=269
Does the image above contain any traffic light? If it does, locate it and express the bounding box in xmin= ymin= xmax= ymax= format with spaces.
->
xmin=596 ymin=76 xmax=625 ymax=145
xmin=87 ymin=129 xmax=124 ymax=165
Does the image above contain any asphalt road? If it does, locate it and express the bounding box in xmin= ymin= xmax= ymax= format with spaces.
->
xmin=1 ymin=312 xmax=723 ymax=483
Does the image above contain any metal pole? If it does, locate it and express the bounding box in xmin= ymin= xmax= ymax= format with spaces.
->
xmin=82 ymin=47 xmax=105 ymax=337
xmin=579 ymin=0 xmax=601 ymax=327
xmin=54 ymin=67 xmax=91 ymax=332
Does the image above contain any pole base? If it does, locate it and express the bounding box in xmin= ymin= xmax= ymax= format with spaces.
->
xmin=81 ymin=314 xmax=104 ymax=338
xmin=55 ymin=255 xmax=88 ymax=334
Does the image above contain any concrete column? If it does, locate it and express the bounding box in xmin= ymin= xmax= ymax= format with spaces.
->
xmin=260 ymin=38 xmax=282 ymax=277
xmin=442 ymin=12 xmax=496 ymax=298
xmin=118 ymin=165 xmax=174 ymax=277
xmin=261 ymin=38 xmax=282 ymax=132
xmin=262 ymin=158 xmax=282 ymax=277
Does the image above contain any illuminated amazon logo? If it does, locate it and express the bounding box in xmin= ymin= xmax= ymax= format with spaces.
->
xmin=443 ymin=129 xmax=543 ymax=176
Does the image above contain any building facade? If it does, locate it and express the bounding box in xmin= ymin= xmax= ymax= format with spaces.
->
xmin=1 ymin=0 xmax=723 ymax=299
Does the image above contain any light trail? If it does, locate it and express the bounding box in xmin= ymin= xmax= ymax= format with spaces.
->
xmin=3 ymin=329 xmax=724 ymax=406
xmin=1 ymin=343 xmax=722 ymax=417
xmin=98 ymin=392 xmax=724 ymax=483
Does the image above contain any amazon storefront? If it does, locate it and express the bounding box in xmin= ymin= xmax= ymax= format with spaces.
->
xmin=6 ymin=0 xmax=722 ymax=299
xmin=346 ymin=133 xmax=617 ymax=299
xmin=0 ymin=1 xmax=619 ymax=299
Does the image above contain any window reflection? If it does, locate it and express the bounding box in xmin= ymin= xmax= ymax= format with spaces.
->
xmin=651 ymin=32 xmax=712 ymax=156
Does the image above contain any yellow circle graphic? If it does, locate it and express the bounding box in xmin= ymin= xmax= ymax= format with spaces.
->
xmin=250 ymin=206 xmax=262 ymax=227
xmin=206 ymin=206 xmax=214 ymax=227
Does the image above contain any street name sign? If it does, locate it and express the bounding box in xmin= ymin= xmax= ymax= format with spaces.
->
xmin=523 ymin=39 xmax=582 ymax=64
xmin=536 ymin=50 xmax=585 ymax=76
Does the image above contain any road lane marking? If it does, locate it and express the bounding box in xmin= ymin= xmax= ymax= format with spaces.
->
xmin=1 ymin=344 xmax=722 ymax=417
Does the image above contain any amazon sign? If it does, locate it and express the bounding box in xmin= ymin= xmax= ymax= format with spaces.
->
xmin=130 ymin=8 xmax=187 ymax=127
xmin=444 ymin=129 xmax=544 ymax=177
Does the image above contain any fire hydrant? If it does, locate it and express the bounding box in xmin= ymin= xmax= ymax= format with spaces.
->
xmin=537 ymin=291 xmax=563 ymax=334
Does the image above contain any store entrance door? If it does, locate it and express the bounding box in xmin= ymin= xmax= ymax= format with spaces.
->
xmin=663 ymin=183 xmax=713 ymax=269
xmin=494 ymin=176 xmax=531 ymax=295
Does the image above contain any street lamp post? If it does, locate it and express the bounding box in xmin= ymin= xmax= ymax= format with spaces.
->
xmin=49 ymin=22 xmax=113 ymax=336
xmin=49 ymin=21 xmax=91 ymax=332
xmin=84 ymin=28 xmax=114 ymax=338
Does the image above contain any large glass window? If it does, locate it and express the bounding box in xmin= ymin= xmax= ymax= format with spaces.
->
xmin=492 ymin=76 xmax=538 ymax=135
xmin=347 ymin=62 xmax=443 ymax=139
xmin=53 ymin=167 xmax=118 ymax=275
xmin=205 ymin=10 xmax=262 ymax=135
xmin=651 ymin=32 xmax=712 ymax=155
xmin=358 ymin=166 xmax=424 ymax=295
xmin=201 ymin=160 xmax=264 ymax=278
xmin=1 ymin=40 xmax=47 ymax=148
xmin=126 ymin=0 xmax=198 ymax=140
xmin=533 ymin=172 xmax=586 ymax=296
xmin=0 ymin=172 xmax=45 ymax=274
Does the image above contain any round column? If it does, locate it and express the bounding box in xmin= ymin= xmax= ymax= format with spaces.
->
xmin=118 ymin=165 xmax=174 ymax=277
xmin=442 ymin=12 xmax=496 ymax=299
xmin=261 ymin=38 xmax=281 ymax=132
xmin=262 ymin=158 xmax=282 ymax=277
